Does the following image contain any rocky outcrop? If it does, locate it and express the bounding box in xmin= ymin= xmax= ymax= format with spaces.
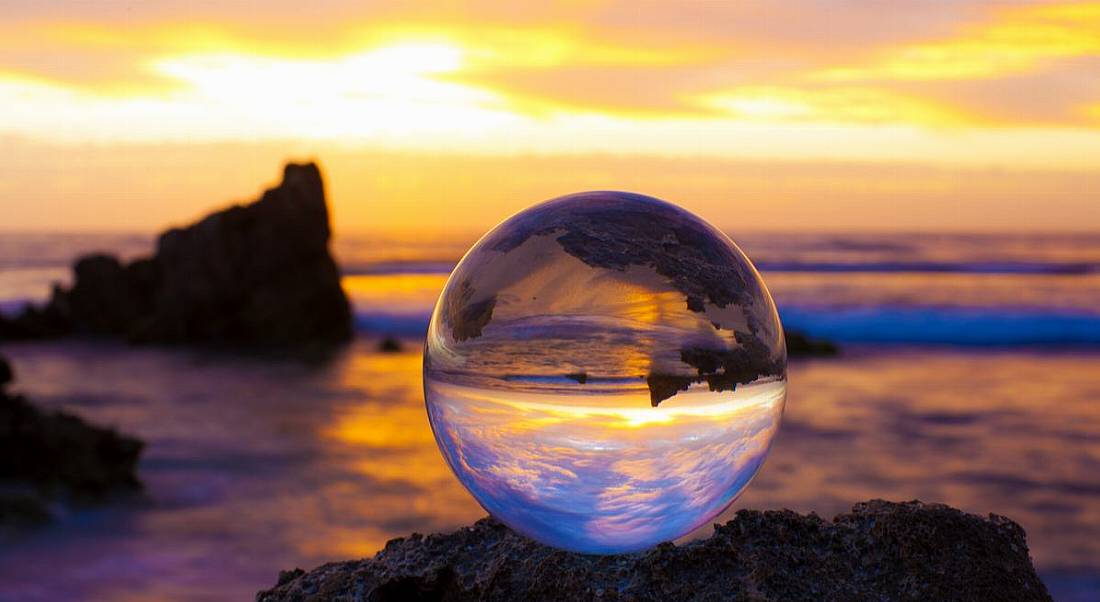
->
xmin=0 ymin=355 xmax=11 ymax=388
xmin=0 ymin=299 xmax=72 ymax=340
xmin=785 ymin=330 xmax=839 ymax=357
xmin=0 ymin=355 xmax=143 ymax=524
xmin=0 ymin=163 xmax=352 ymax=349
xmin=258 ymin=500 xmax=1050 ymax=602
xmin=378 ymin=337 xmax=403 ymax=353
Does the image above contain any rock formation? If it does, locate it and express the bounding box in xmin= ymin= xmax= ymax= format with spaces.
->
xmin=378 ymin=337 xmax=403 ymax=353
xmin=0 ymin=163 xmax=352 ymax=349
xmin=785 ymin=330 xmax=839 ymax=357
xmin=258 ymin=500 xmax=1051 ymax=602
xmin=0 ymin=355 xmax=11 ymax=388
xmin=0 ymin=354 xmax=143 ymax=524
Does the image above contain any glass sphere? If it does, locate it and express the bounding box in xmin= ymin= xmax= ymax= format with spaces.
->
xmin=424 ymin=191 xmax=786 ymax=554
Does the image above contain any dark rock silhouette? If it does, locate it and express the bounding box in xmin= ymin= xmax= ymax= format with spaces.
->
xmin=379 ymin=337 xmax=403 ymax=353
xmin=0 ymin=354 xmax=143 ymax=524
xmin=0 ymin=297 xmax=71 ymax=340
xmin=0 ymin=163 xmax=352 ymax=349
xmin=786 ymin=330 xmax=840 ymax=357
xmin=0 ymin=355 xmax=11 ymax=388
xmin=258 ymin=500 xmax=1051 ymax=602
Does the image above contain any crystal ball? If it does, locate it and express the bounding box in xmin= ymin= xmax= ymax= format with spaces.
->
xmin=424 ymin=191 xmax=786 ymax=554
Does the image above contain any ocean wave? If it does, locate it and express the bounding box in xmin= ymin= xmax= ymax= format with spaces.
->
xmin=0 ymin=299 xmax=31 ymax=314
xmin=353 ymin=304 xmax=1100 ymax=346
xmin=338 ymin=259 xmax=1099 ymax=277
xmin=6 ymin=254 xmax=1094 ymax=279
xmin=780 ymin=306 xmax=1100 ymax=346
xmin=5 ymin=295 xmax=1097 ymax=347
xmin=341 ymin=261 xmax=457 ymax=276
xmin=354 ymin=312 xmax=435 ymax=337
xmin=755 ymin=260 xmax=1097 ymax=275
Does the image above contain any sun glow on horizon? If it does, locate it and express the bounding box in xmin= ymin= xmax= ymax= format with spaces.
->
xmin=1 ymin=1 xmax=1098 ymax=232
xmin=149 ymin=41 xmax=522 ymax=139
xmin=0 ymin=38 xmax=527 ymax=143
xmin=0 ymin=2 xmax=1098 ymax=167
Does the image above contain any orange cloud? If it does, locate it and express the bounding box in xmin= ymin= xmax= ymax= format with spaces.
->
xmin=697 ymin=85 xmax=972 ymax=127
xmin=816 ymin=1 xmax=1100 ymax=82
xmin=0 ymin=2 xmax=1096 ymax=166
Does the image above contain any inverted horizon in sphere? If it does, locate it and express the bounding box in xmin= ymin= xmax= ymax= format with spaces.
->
xmin=424 ymin=191 xmax=787 ymax=553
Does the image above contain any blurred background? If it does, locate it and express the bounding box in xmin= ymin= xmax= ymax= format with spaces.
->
xmin=1 ymin=1 xmax=1098 ymax=601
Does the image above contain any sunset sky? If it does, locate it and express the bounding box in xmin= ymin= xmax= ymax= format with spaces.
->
xmin=2 ymin=1 xmax=1098 ymax=232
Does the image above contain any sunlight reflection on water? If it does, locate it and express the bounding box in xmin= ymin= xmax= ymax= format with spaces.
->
xmin=0 ymin=342 xmax=1097 ymax=600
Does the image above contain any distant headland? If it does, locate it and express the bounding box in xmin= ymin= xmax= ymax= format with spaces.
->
xmin=0 ymin=163 xmax=352 ymax=350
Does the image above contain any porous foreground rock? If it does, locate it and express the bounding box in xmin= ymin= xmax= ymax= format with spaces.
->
xmin=258 ymin=500 xmax=1050 ymax=602
xmin=0 ymin=354 xmax=143 ymax=524
xmin=0 ymin=163 xmax=352 ymax=349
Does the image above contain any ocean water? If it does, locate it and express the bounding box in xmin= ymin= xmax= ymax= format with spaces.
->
xmin=0 ymin=231 xmax=1098 ymax=600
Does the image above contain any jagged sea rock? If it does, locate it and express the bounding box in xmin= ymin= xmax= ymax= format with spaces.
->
xmin=0 ymin=354 xmax=144 ymax=524
xmin=258 ymin=500 xmax=1050 ymax=602
xmin=0 ymin=296 xmax=72 ymax=340
xmin=378 ymin=337 xmax=403 ymax=353
xmin=0 ymin=163 xmax=352 ymax=349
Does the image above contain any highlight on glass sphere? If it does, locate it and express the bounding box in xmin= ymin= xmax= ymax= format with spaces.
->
xmin=424 ymin=191 xmax=787 ymax=554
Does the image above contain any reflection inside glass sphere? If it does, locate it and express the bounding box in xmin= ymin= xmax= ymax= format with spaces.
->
xmin=424 ymin=191 xmax=787 ymax=553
